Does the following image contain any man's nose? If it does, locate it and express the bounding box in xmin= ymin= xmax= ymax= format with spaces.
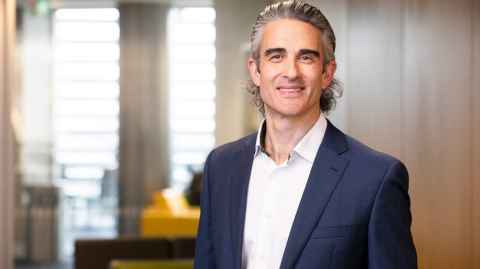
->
xmin=284 ymin=58 xmax=299 ymax=79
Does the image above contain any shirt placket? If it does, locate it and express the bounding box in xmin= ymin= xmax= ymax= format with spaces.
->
xmin=252 ymin=158 xmax=278 ymax=268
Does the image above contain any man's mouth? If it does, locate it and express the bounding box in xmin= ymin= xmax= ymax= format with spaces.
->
xmin=276 ymin=86 xmax=305 ymax=94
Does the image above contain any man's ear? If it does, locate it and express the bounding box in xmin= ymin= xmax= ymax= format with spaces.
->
xmin=248 ymin=57 xmax=261 ymax=87
xmin=321 ymin=60 xmax=337 ymax=89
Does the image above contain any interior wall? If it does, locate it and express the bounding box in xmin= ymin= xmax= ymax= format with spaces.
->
xmin=403 ymin=1 xmax=476 ymax=266
xmin=473 ymin=1 xmax=480 ymax=268
xmin=343 ymin=0 xmax=479 ymax=268
xmin=345 ymin=0 xmax=405 ymax=157
xmin=214 ymin=0 xmax=264 ymax=145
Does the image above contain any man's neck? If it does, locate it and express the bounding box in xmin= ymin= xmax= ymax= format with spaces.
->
xmin=264 ymin=109 xmax=321 ymax=165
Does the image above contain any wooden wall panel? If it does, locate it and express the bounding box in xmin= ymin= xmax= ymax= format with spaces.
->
xmin=345 ymin=0 xmax=478 ymax=268
xmin=472 ymin=0 xmax=480 ymax=267
xmin=403 ymin=0 xmax=473 ymax=268
xmin=346 ymin=0 xmax=405 ymax=158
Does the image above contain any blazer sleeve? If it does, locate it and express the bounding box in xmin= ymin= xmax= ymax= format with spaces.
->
xmin=194 ymin=151 xmax=217 ymax=269
xmin=368 ymin=161 xmax=418 ymax=269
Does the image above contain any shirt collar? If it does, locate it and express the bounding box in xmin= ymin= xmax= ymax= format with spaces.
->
xmin=253 ymin=115 xmax=328 ymax=163
xmin=293 ymin=115 xmax=327 ymax=162
xmin=254 ymin=120 xmax=267 ymax=157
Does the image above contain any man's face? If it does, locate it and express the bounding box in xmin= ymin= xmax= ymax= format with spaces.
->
xmin=248 ymin=19 xmax=336 ymax=119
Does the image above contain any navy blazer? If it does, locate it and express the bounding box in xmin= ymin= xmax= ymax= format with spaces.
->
xmin=194 ymin=121 xmax=417 ymax=269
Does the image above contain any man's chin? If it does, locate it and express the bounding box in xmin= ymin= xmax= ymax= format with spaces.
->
xmin=264 ymin=107 xmax=308 ymax=119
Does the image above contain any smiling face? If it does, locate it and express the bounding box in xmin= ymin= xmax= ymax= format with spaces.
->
xmin=248 ymin=19 xmax=336 ymax=120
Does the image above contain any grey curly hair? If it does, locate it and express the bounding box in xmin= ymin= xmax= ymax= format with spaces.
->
xmin=247 ymin=0 xmax=343 ymax=116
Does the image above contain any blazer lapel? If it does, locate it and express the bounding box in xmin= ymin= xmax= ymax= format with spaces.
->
xmin=280 ymin=121 xmax=350 ymax=269
xmin=229 ymin=135 xmax=256 ymax=269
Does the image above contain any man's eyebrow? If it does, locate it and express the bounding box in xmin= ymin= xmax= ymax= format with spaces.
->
xmin=264 ymin=48 xmax=286 ymax=56
xmin=298 ymin=49 xmax=320 ymax=57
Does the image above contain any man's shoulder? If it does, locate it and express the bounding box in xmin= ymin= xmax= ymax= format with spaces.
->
xmin=325 ymin=121 xmax=400 ymax=166
xmin=343 ymin=132 xmax=403 ymax=169
xmin=206 ymin=133 xmax=256 ymax=164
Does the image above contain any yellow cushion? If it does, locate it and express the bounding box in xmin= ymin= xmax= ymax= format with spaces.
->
xmin=110 ymin=260 xmax=193 ymax=269
xmin=141 ymin=190 xmax=199 ymax=237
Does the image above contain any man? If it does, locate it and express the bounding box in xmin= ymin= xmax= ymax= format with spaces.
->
xmin=194 ymin=0 xmax=417 ymax=268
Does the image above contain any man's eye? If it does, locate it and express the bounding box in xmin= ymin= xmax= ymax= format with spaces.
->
xmin=269 ymin=54 xmax=282 ymax=62
xmin=299 ymin=55 xmax=314 ymax=63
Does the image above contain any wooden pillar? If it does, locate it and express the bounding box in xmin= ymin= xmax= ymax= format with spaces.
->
xmin=0 ymin=0 xmax=16 ymax=268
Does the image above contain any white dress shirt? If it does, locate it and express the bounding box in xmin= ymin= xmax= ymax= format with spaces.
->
xmin=241 ymin=115 xmax=327 ymax=269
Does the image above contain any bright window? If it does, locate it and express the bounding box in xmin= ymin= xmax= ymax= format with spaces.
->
xmin=52 ymin=7 xmax=120 ymax=258
xmin=168 ymin=7 xmax=216 ymax=190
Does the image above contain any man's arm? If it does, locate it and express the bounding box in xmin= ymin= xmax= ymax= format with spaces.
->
xmin=194 ymin=152 xmax=216 ymax=269
xmin=368 ymin=161 xmax=418 ymax=268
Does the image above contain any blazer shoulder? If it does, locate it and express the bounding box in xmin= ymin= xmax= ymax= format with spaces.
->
xmin=344 ymin=134 xmax=404 ymax=169
xmin=207 ymin=133 xmax=256 ymax=164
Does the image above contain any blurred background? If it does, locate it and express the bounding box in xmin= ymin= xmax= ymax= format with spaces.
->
xmin=0 ymin=0 xmax=478 ymax=269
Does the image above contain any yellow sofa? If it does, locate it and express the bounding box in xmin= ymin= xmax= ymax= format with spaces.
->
xmin=141 ymin=190 xmax=199 ymax=237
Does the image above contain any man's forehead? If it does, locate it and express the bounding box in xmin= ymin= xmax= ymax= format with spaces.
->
xmin=259 ymin=19 xmax=322 ymax=52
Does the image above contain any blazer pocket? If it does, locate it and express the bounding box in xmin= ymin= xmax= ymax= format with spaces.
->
xmin=311 ymin=225 xmax=356 ymax=239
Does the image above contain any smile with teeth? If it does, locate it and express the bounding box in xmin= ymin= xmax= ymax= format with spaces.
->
xmin=278 ymin=87 xmax=304 ymax=90
xmin=277 ymin=86 xmax=305 ymax=95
